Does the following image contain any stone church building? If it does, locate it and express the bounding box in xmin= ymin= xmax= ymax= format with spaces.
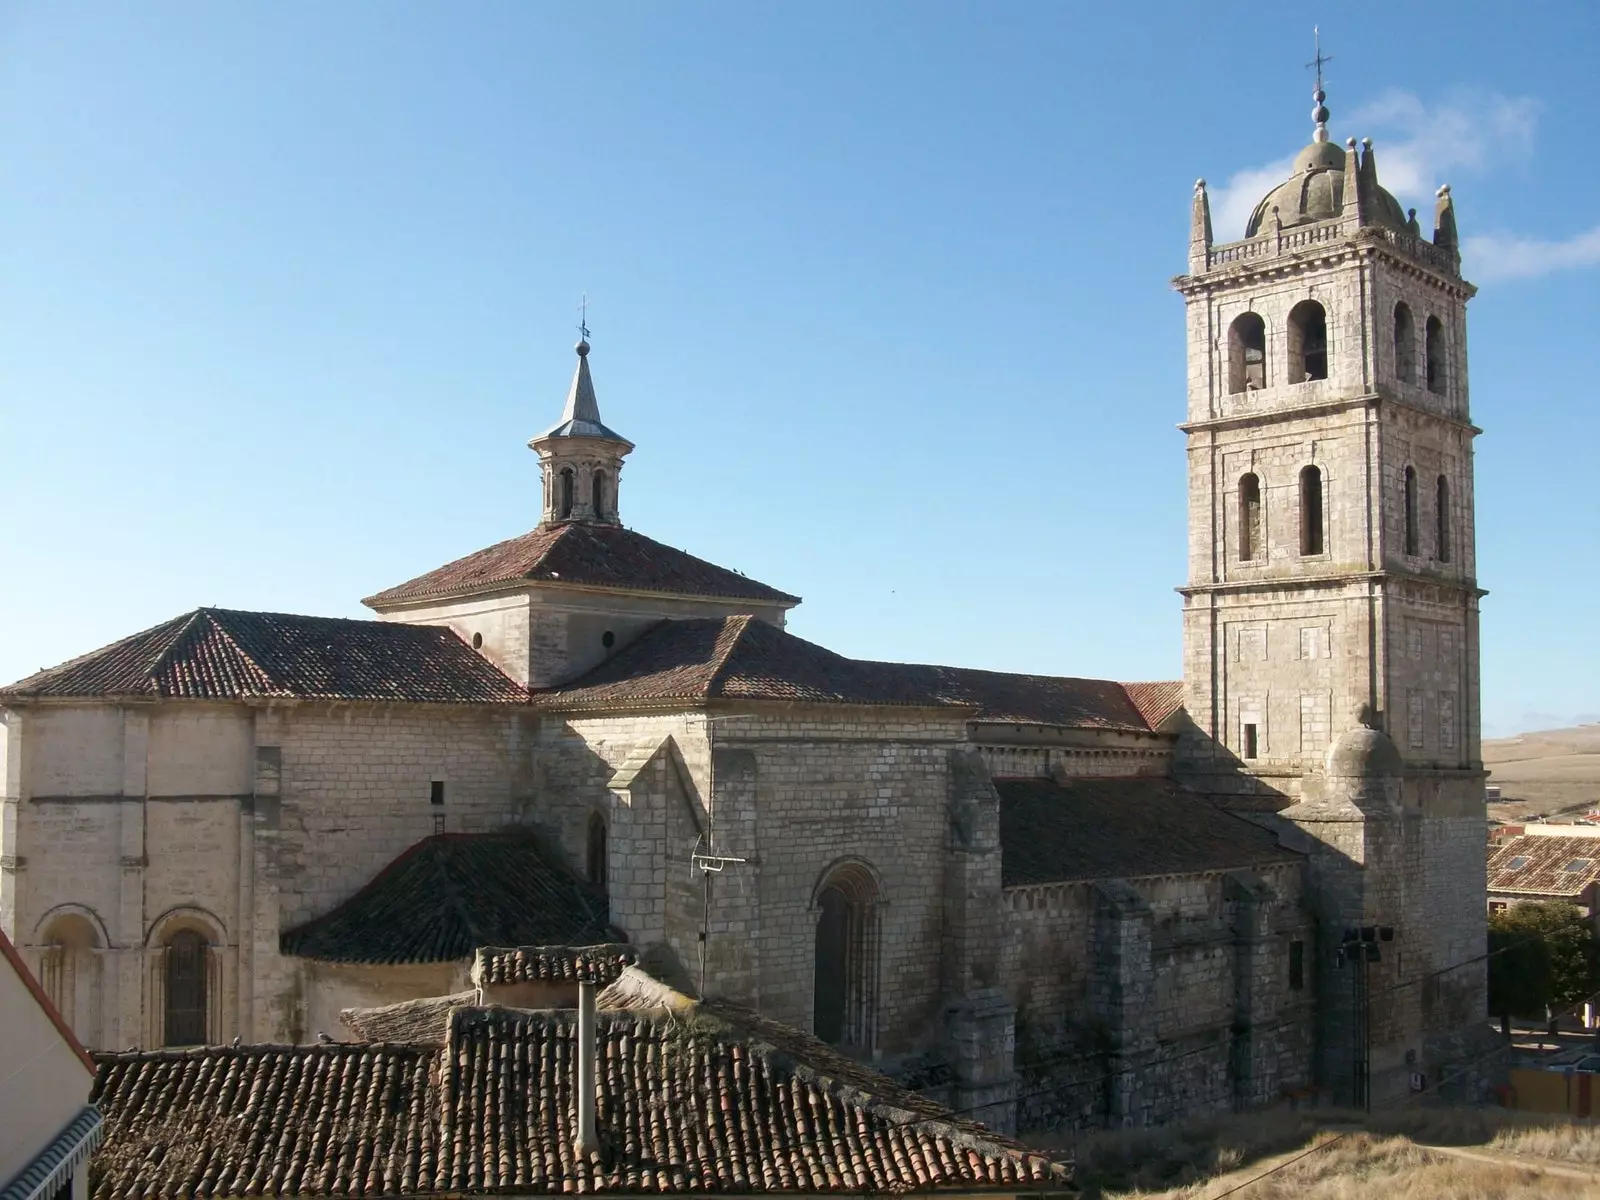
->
xmin=0 ymin=87 xmax=1491 ymax=1131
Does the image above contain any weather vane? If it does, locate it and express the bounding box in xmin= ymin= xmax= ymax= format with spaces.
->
xmin=578 ymin=293 xmax=590 ymax=343
xmin=1306 ymin=26 xmax=1332 ymax=93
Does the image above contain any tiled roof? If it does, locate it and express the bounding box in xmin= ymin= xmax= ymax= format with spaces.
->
xmin=363 ymin=523 xmax=800 ymax=608
xmin=90 ymin=1007 xmax=1068 ymax=1198
xmin=340 ymin=992 xmax=474 ymax=1044
xmin=542 ymin=616 xmax=1180 ymax=732
xmin=1487 ymin=834 xmax=1600 ymax=897
xmin=91 ymin=1042 xmax=440 ymax=1200
xmin=1120 ymin=681 xmax=1185 ymax=729
xmin=0 ymin=608 xmax=527 ymax=705
xmin=280 ymin=832 xmax=615 ymax=964
xmin=997 ymin=777 xmax=1300 ymax=887
xmin=473 ymin=944 xmax=637 ymax=987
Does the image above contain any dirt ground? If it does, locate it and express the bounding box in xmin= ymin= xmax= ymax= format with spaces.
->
xmin=1485 ymin=723 xmax=1600 ymax=823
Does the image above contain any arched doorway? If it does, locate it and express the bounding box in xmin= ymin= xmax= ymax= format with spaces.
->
xmin=812 ymin=862 xmax=880 ymax=1051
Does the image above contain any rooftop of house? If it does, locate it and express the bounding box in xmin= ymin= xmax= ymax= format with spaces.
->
xmin=540 ymin=614 xmax=1180 ymax=733
xmin=279 ymin=831 xmax=616 ymax=964
xmin=0 ymin=607 xmax=527 ymax=705
xmin=1488 ymin=833 xmax=1600 ymax=897
xmin=473 ymin=943 xmax=638 ymax=988
xmin=363 ymin=521 xmax=801 ymax=609
xmin=996 ymin=776 xmax=1301 ymax=887
xmin=90 ymin=1003 xmax=1070 ymax=1198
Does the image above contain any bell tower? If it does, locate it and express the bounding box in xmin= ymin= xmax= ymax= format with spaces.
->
xmin=530 ymin=337 xmax=634 ymax=526
xmin=1173 ymin=69 xmax=1492 ymax=1105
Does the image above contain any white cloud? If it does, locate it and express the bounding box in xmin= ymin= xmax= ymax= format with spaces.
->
xmin=1464 ymin=226 xmax=1600 ymax=281
xmin=1207 ymin=90 xmax=1567 ymax=276
xmin=1210 ymin=156 xmax=1294 ymax=246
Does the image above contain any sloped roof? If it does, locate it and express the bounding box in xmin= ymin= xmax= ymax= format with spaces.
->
xmin=0 ymin=609 xmax=527 ymax=705
xmin=1487 ymin=834 xmax=1600 ymax=897
xmin=473 ymin=944 xmax=637 ymax=987
xmin=340 ymin=992 xmax=475 ymax=1044
xmin=364 ymin=523 xmax=800 ymax=608
xmin=89 ymin=1007 xmax=1068 ymax=1198
xmin=280 ymin=832 xmax=615 ymax=964
xmin=1120 ymin=681 xmax=1186 ymax=729
xmin=541 ymin=616 xmax=1180 ymax=732
xmin=997 ymin=777 xmax=1300 ymax=887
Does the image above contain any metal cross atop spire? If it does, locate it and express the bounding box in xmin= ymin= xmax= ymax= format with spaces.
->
xmin=578 ymin=293 xmax=590 ymax=344
xmin=1306 ymin=27 xmax=1333 ymax=142
xmin=1306 ymin=26 xmax=1332 ymax=94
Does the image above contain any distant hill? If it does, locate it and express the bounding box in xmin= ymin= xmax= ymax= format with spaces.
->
xmin=1484 ymin=724 xmax=1600 ymax=821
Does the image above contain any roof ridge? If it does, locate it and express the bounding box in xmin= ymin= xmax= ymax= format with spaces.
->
xmin=142 ymin=609 xmax=216 ymax=696
xmin=703 ymin=614 xmax=755 ymax=698
xmin=190 ymin=608 xmax=281 ymax=695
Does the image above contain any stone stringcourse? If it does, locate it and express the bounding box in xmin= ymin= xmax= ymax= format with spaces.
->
xmin=279 ymin=832 xmax=616 ymax=964
xmin=89 ymin=1005 xmax=1069 ymax=1198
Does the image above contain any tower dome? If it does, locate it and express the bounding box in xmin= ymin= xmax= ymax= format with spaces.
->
xmin=1242 ymin=85 xmax=1408 ymax=238
xmin=1323 ymin=704 xmax=1403 ymax=779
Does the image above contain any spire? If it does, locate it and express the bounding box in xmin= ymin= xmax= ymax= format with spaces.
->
xmin=1341 ymin=138 xmax=1365 ymax=224
xmin=1307 ymin=27 xmax=1333 ymax=144
xmin=529 ymin=331 xmax=633 ymax=528
xmin=1189 ymin=179 xmax=1212 ymax=272
xmin=1433 ymin=184 xmax=1459 ymax=251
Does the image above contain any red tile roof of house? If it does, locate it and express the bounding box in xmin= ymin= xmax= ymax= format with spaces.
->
xmin=540 ymin=616 xmax=1180 ymax=732
xmin=997 ymin=777 xmax=1300 ymax=886
xmin=279 ymin=832 xmax=616 ymax=964
xmin=89 ymin=1006 xmax=1069 ymax=1198
xmin=1487 ymin=833 xmax=1600 ymax=898
xmin=0 ymin=609 xmax=527 ymax=705
xmin=363 ymin=523 xmax=800 ymax=608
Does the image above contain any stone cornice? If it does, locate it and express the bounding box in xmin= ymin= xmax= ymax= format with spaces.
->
xmin=1179 ymin=391 xmax=1481 ymax=437
xmin=1172 ymin=226 xmax=1476 ymax=301
xmin=1179 ymin=569 xmax=1486 ymax=599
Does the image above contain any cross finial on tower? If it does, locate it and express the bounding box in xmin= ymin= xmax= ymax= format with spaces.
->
xmin=1306 ymin=27 xmax=1333 ymax=143
xmin=577 ymin=293 xmax=591 ymax=346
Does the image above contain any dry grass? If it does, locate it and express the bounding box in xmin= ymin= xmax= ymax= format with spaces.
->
xmin=1046 ymin=1106 xmax=1600 ymax=1199
xmin=1484 ymin=724 xmax=1600 ymax=820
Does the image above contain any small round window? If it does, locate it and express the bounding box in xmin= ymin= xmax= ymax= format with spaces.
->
xmin=602 ymin=630 xmax=616 ymax=649
xmin=471 ymin=632 xmax=484 ymax=650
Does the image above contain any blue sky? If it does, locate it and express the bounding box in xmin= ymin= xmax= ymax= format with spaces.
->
xmin=1 ymin=2 xmax=1595 ymax=737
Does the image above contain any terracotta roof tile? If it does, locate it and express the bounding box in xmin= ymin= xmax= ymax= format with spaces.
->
xmin=0 ymin=608 xmax=527 ymax=705
xmin=364 ymin=524 xmax=799 ymax=608
xmin=1120 ymin=681 xmax=1185 ymax=729
xmin=340 ymin=992 xmax=475 ymax=1044
xmin=473 ymin=944 xmax=637 ymax=986
xmin=542 ymin=616 xmax=1180 ymax=732
xmin=89 ymin=1007 xmax=1069 ymax=1197
xmin=1487 ymin=834 xmax=1600 ymax=897
xmin=998 ymin=777 xmax=1300 ymax=886
xmin=280 ymin=832 xmax=616 ymax=963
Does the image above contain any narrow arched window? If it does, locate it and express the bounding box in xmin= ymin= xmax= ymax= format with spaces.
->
xmin=1238 ymin=473 xmax=1262 ymax=561
xmin=813 ymin=863 xmax=880 ymax=1049
xmin=1436 ymin=474 xmax=1451 ymax=562
xmin=1425 ymin=315 xmax=1446 ymax=395
xmin=1393 ymin=302 xmax=1416 ymax=384
xmin=1287 ymin=300 xmax=1329 ymax=382
xmin=165 ymin=929 xmax=208 ymax=1046
xmin=1403 ymin=465 xmax=1419 ymax=556
xmin=1299 ymin=465 xmax=1324 ymax=556
xmin=586 ymin=812 xmax=607 ymax=890
xmin=1228 ymin=313 xmax=1267 ymax=393
xmin=591 ymin=470 xmax=606 ymax=519
xmin=558 ymin=468 xmax=575 ymax=520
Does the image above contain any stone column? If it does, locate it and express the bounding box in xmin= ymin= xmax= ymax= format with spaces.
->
xmin=1091 ymin=878 xmax=1154 ymax=1127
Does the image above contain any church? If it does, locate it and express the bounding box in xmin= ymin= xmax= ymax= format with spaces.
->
xmin=0 ymin=84 xmax=1492 ymax=1132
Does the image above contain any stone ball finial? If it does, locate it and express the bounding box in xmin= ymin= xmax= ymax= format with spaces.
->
xmin=575 ymin=339 xmax=591 ymax=357
xmin=1362 ymin=137 xmax=1372 ymax=149
xmin=1347 ymin=137 xmax=1358 ymax=149
xmin=1437 ymin=183 xmax=1452 ymax=198
xmin=1195 ymin=178 xmax=1206 ymax=192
